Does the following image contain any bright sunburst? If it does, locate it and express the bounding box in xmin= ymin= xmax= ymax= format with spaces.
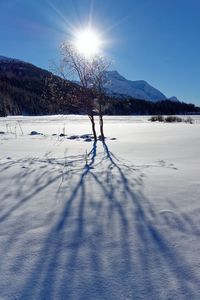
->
xmin=74 ymin=28 xmax=102 ymax=57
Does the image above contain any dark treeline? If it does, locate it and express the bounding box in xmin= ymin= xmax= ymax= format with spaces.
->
xmin=0 ymin=59 xmax=199 ymax=116
xmin=103 ymin=98 xmax=200 ymax=115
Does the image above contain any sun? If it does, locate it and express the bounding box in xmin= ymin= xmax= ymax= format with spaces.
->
xmin=74 ymin=28 xmax=102 ymax=57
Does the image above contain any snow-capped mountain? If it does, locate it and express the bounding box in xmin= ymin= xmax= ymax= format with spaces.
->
xmin=1 ymin=55 xmax=198 ymax=116
xmin=103 ymin=71 xmax=167 ymax=102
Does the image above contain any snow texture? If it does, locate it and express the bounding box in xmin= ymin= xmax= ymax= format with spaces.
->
xmin=0 ymin=115 xmax=200 ymax=300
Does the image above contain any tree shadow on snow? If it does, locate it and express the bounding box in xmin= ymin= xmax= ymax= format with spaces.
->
xmin=0 ymin=141 xmax=200 ymax=299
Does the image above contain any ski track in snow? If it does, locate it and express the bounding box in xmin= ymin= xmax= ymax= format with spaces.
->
xmin=0 ymin=115 xmax=200 ymax=300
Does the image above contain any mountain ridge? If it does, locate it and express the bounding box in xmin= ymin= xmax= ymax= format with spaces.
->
xmin=103 ymin=70 xmax=177 ymax=102
xmin=0 ymin=55 xmax=199 ymax=116
xmin=0 ymin=55 xmax=179 ymax=103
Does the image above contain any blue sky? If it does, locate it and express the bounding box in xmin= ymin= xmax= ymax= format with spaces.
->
xmin=0 ymin=0 xmax=200 ymax=105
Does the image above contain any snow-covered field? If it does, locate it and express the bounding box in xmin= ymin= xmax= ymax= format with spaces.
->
xmin=0 ymin=115 xmax=200 ymax=300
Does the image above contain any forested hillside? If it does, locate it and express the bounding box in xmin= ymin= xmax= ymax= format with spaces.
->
xmin=0 ymin=57 xmax=199 ymax=116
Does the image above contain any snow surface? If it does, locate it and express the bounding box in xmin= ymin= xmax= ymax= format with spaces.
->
xmin=0 ymin=115 xmax=200 ymax=300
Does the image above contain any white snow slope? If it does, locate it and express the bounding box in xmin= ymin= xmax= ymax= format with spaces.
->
xmin=0 ymin=115 xmax=200 ymax=300
xmin=103 ymin=71 xmax=167 ymax=101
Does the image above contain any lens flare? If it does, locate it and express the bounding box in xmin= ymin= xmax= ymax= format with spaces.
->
xmin=74 ymin=28 xmax=102 ymax=57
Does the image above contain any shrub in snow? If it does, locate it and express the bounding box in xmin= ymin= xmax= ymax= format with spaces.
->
xmin=165 ymin=116 xmax=182 ymax=123
xmin=149 ymin=115 xmax=164 ymax=122
xmin=149 ymin=115 xmax=194 ymax=123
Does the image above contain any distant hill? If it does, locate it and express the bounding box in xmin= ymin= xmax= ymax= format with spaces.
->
xmin=0 ymin=56 xmax=199 ymax=116
xmin=103 ymin=70 xmax=179 ymax=102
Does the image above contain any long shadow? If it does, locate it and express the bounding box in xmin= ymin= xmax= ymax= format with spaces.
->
xmin=101 ymin=141 xmax=200 ymax=298
xmin=0 ymin=141 xmax=200 ymax=299
xmin=0 ymin=143 xmax=97 ymax=225
xmin=18 ymin=141 xmax=98 ymax=299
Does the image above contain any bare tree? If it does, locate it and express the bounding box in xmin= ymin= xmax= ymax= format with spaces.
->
xmin=59 ymin=42 xmax=98 ymax=141
xmin=59 ymin=42 xmax=111 ymax=142
xmin=87 ymin=55 xmax=111 ymax=141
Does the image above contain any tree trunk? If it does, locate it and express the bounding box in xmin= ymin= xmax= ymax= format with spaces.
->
xmin=89 ymin=114 xmax=97 ymax=142
xmin=99 ymin=103 xmax=105 ymax=141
